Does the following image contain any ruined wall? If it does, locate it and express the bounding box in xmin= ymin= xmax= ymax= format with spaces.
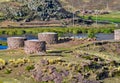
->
xmin=114 ymin=30 xmax=120 ymax=40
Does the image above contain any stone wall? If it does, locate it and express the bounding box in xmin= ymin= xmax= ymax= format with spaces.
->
xmin=7 ymin=37 xmax=27 ymax=49
xmin=114 ymin=30 xmax=120 ymax=40
xmin=24 ymin=40 xmax=46 ymax=54
xmin=38 ymin=32 xmax=58 ymax=44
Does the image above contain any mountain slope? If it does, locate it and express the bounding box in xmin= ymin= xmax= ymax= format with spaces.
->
xmin=1 ymin=0 xmax=120 ymax=11
xmin=0 ymin=0 xmax=73 ymax=22
xmin=0 ymin=0 xmax=120 ymax=22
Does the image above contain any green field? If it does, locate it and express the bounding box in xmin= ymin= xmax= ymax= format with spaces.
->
xmin=84 ymin=12 xmax=120 ymax=23
xmin=0 ymin=26 xmax=116 ymax=36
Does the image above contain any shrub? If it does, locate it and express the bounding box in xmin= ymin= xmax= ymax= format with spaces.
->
xmin=87 ymin=32 xmax=96 ymax=38
xmin=26 ymin=65 xmax=35 ymax=71
xmin=0 ymin=58 xmax=6 ymax=66
xmin=8 ymin=58 xmax=31 ymax=67
xmin=16 ymin=30 xmax=26 ymax=35
xmin=4 ymin=68 xmax=12 ymax=74
xmin=7 ymin=31 xmax=16 ymax=36
xmin=47 ymin=58 xmax=65 ymax=64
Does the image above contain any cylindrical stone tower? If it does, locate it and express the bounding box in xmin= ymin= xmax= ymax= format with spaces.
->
xmin=114 ymin=29 xmax=120 ymax=40
xmin=7 ymin=37 xmax=27 ymax=49
xmin=38 ymin=32 xmax=58 ymax=44
xmin=24 ymin=40 xmax=46 ymax=54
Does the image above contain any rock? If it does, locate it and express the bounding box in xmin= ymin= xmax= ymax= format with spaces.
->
xmin=77 ymin=73 xmax=84 ymax=82
xmin=83 ymin=80 xmax=100 ymax=83
xmin=32 ymin=70 xmax=43 ymax=81
xmin=48 ymin=66 xmax=57 ymax=74
xmin=40 ymin=59 xmax=49 ymax=66
xmin=54 ymin=78 xmax=62 ymax=83
xmin=42 ymin=75 xmax=50 ymax=82
xmin=61 ymin=70 xmax=69 ymax=77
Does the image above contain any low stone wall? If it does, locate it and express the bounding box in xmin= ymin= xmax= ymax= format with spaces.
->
xmin=24 ymin=40 xmax=46 ymax=54
xmin=7 ymin=37 xmax=27 ymax=49
xmin=114 ymin=30 xmax=120 ymax=40
xmin=38 ymin=32 xmax=58 ymax=44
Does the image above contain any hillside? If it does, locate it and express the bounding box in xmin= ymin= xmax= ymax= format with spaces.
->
xmin=1 ymin=0 xmax=120 ymax=11
xmin=0 ymin=0 xmax=120 ymax=23
xmin=0 ymin=0 xmax=73 ymax=22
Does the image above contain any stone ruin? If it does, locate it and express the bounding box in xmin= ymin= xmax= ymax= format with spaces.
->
xmin=24 ymin=40 xmax=46 ymax=54
xmin=38 ymin=32 xmax=58 ymax=44
xmin=7 ymin=32 xmax=58 ymax=54
xmin=7 ymin=30 xmax=120 ymax=54
xmin=7 ymin=37 xmax=27 ymax=49
xmin=114 ymin=29 xmax=120 ymax=40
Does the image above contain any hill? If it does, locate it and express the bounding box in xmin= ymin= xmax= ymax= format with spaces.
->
xmin=0 ymin=0 xmax=119 ymax=23
xmin=0 ymin=0 xmax=73 ymax=22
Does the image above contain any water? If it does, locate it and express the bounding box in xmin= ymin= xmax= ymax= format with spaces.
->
xmin=73 ymin=34 xmax=87 ymax=39
xmin=71 ymin=33 xmax=114 ymax=41
xmin=0 ymin=37 xmax=7 ymax=41
xmin=96 ymin=33 xmax=114 ymax=41
xmin=0 ymin=45 xmax=8 ymax=50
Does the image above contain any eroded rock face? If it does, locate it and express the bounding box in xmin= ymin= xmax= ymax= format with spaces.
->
xmin=24 ymin=40 xmax=46 ymax=54
xmin=7 ymin=37 xmax=27 ymax=49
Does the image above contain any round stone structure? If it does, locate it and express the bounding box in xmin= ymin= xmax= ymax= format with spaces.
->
xmin=114 ymin=29 xmax=120 ymax=40
xmin=24 ymin=40 xmax=46 ymax=54
xmin=7 ymin=37 xmax=27 ymax=49
xmin=38 ymin=32 xmax=58 ymax=44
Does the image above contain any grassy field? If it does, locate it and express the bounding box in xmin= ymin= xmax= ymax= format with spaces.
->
xmin=0 ymin=39 xmax=120 ymax=83
xmin=84 ymin=12 xmax=120 ymax=23
xmin=0 ymin=26 xmax=116 ymax=36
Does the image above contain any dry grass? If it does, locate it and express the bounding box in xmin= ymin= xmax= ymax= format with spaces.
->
xmin=0 ymin=0 xmax=10 ymax=2
xmin=0 ymin=39 xmax=120 ymax=82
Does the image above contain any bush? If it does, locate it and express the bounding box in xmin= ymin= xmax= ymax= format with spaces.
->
xmin=16 ymin=30 xmax=26 ymax=35
xmin=0 ymin=58 xmax=6 ymax=66
xmin=26 ymin=65 xmax=35 ymax=71
xmin=8 ymin=58 xmax=31 ymax=67
xmin=87 ymin=31 xmax=96 ymax=38
xmin=4 ymin=68 xmax=12 ymax=74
